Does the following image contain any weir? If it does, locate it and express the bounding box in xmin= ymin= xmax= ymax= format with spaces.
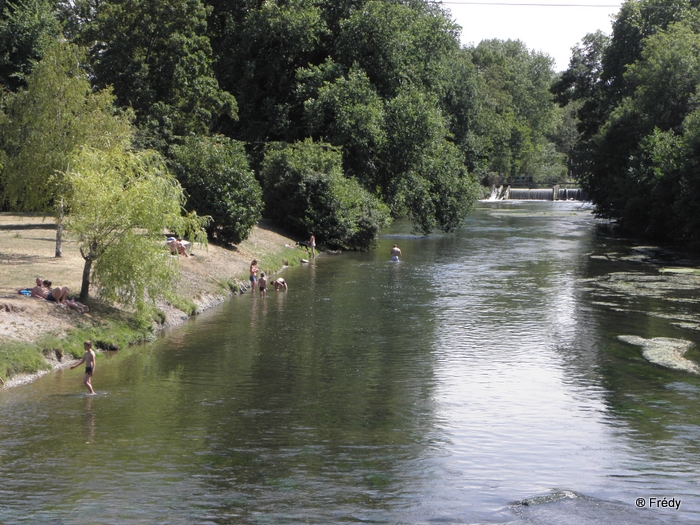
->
xmin=489 ymin=185 xmax=587 ymax=201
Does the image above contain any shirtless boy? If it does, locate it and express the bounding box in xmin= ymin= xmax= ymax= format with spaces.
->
xmin=258 ymin=272 xmax=268 ymax=297
xmin=390 ymin=244 xmax=402 ymax=261
xmin=71 ymin=341 xmax=96 ymax=394
xmin=273 ymin=278 xmax=288 ymax=291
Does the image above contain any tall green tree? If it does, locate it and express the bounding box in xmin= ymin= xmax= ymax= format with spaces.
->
xmin=302 ymin=62 xmax=387 ymax=186
xmin=64 ymin=147 xmax=209 ymax=311
xmin=381 ymin=88 xmax=479 ymax=233
xmin=261 ymin=139 xmax=390 ymax=250
xmin=0 ymin=42 xmax=133 ymax=256
xmin=554 ymin=0 xmax=700 ymax=245
xmin=333 ymin=0 xmax=460 ymax=98
xmin=209 ymin=0 xmax=327 ymax=142
xmin=0 ymin=0 xmax=61 ymax=91
xmin=468 ymin=39 xmax=561 ymax=183
xmin=75 ymin=0 xmax=236 ymax=147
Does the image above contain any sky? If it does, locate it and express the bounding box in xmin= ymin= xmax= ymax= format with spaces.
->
xmin=442 ymin=0 xmax=625 ymax=71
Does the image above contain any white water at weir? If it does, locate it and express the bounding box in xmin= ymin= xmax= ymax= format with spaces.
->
xmin=488 ymin=186 xmax=588 ymax=200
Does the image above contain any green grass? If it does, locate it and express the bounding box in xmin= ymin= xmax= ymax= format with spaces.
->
xmin=212 ymin=277 xmax=240 ymax=294
xmin=0 ymin=309 xmax=157 ymax=381
xmin=168 ymin=295 xmax=199 ymax=316
xmin=0 ymin=339 xmax=51 ymax=379
xmin=257 ymin=247 xmax=307 ymax=277
xmin=36 ymin=316 xmax=155 ymax=359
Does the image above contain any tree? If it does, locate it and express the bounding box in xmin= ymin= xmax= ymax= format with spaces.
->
xmin=380 ymin=87 xmax=479 ymax=233
xmin=333 ymin=0 xmax=460 ymax=98
xmin=302 ymin=62 xmax=387 ymax=186
xmin=0 ymin=0 xmax=61 ymax=91
xmin=76 ymin=0 xmax=236 ymax=147
xmin=591 ymin=20 xmax=700 ymax=235
xmin=261 ymin=139 xmax=390 ymax=250
xmin=468 ymin=39 xmax=562 ymax=182
xmin=63 ymin=147 xmax=209 ymax=312
xmin=209 ymin=0 xmax=327 ymax=142
xmin=0 ymin=41 xmax=133 ymax=256
xmin=168 ymin=135 xmax=263 ymax=245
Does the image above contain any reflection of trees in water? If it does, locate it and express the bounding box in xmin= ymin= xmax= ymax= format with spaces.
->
xmin=174 ymin=249 xmax=442 ymax=510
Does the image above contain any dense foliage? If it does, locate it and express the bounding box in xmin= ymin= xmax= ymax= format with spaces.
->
xmin=553 ymin=0 xmax=700 ymax=248
xmin=0 ymin=41 xmax=133 ymax=255
xmin=261 ymin=139 xmax=390 ymax=250
xmin=1 ymin=0 xmax=572 ymax=253
xmin=169 ymin=136 xmax=263 ymax=245
xmin=0 ymin=0 xmax=60 ymax=91
xmin=468 ymin=40 xmax=565 ymax=183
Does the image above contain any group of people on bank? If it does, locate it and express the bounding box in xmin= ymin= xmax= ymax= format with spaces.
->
xmin=25 ymin=277 xmax=89 ymax=313
xmin=247 ymin=233 xmax=318 ymax=296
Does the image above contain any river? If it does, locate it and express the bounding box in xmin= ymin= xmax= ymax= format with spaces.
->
xmin=1 ymin=200 xmax=700 ymax=524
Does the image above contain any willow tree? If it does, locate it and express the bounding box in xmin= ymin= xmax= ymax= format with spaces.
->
xmin=0 ymin=41 xmax=132 ymax=256
xmin=63 ymin=147 xmax=209 ymax=315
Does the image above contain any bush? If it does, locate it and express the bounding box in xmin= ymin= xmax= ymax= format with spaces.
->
xmin=261 ymin=139 xmax=390 ymax=249
xmin=169 ymin=135 xmax=263 ymax=244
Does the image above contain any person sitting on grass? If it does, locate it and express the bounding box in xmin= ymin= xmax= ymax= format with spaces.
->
xmin=30 ymin=278 xmax=89 ymax=313
xmin=31 ymin=278 xmax=68 ymax=304
xmin=167 ymin=237 xmax=190 ymax=257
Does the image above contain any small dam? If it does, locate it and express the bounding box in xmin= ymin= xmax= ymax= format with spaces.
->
xmin=489 ymin=185 xmax=588 ymax=201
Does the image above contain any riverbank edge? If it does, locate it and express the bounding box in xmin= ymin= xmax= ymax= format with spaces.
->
xmin=0 ymin=220 xmax=311 ymax=391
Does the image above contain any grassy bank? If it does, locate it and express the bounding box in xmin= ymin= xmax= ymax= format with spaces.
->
xmin=0 ymin=214 xmax=308 ymax=385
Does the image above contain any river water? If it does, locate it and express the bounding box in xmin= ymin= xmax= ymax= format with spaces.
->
xmin=2 ymin=201 xmax=700 ymax=524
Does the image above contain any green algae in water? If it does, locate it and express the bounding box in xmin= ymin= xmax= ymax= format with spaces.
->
xmin=618 ymin=335 xmax=700 ymax=374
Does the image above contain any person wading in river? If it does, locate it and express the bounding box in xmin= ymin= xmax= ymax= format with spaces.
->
xmin=249 ymin=259 xmax=259 ymax=295
xmin=70 ymin=341 xmax=96 ymax=394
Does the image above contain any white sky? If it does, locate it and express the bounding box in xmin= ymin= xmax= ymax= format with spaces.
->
xmin=442 ymin=0 xmax=625 ymax=71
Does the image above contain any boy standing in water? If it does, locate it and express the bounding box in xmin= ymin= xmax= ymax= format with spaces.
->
xmin=71 ymin=341 xmax=96 ymax=394
xmin=258 ymin=272 xmax=268 ymax=297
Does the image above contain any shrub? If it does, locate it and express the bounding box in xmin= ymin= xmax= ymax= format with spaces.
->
xmin=261 ymin=139 xmax=389 ymax=249
xmin=169 ymin=135 xmax=263 ymax=244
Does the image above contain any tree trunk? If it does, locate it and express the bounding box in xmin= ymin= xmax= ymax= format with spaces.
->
xmin=80 ymin=254 xmax=92 ymax=303
xmin=55 ymin=198 xmax=63 ymax=258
